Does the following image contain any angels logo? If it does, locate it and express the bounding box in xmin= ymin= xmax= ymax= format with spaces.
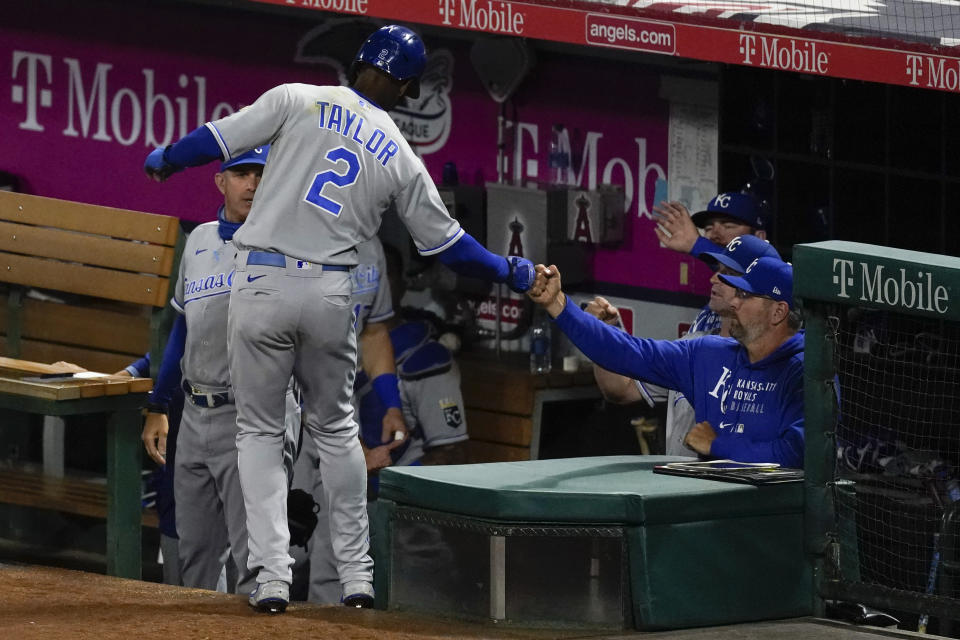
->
xmin=390 ymin=49 xmax=454 ymax=156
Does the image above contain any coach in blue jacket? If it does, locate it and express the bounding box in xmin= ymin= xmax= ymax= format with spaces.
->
xmin=529 ymin=257 xmax=804 ymax=468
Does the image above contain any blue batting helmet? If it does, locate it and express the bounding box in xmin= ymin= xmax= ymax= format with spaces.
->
xmin=352 ymin=25 xmax=426 ymax=98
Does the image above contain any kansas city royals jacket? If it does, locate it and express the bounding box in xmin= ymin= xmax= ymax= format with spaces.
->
xmin=554 ymin=298 xmax=805 ymax=468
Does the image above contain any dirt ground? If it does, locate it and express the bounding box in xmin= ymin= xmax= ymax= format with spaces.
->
xmin=0 ymin=564 xmax=929 ymax=640
xmin=0 ymin=564 xmax=588 ymax=640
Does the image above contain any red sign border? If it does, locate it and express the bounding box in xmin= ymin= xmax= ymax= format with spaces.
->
xmin=247 ymin=0 xmax=960 ymax=95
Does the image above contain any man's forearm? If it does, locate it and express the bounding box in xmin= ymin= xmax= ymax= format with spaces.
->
xmin=593 ymin=365 xmax=643 ymax=404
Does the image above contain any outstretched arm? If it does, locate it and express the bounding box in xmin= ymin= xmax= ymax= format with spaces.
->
xmin=437 ymin=233 xmax=534 ymax=293
xmin=530 ymin=264 xmax=695 ymax=392
xmin=582 ymin=297 xmax=644 ymax=404
xmin=144 ymin=125 xmax=224 ymax=182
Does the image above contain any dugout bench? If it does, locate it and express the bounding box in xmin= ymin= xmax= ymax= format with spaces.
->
xmin=372 ymin=456 xmax=811 ymax=630
xmin=0 ymin=191 xmax=184 ymax=578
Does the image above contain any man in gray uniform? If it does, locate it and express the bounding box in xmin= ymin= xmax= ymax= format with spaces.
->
xmin=297 ymin=241 xmax=469 ymax=604
xmin=143 ymin=146 xmax=298 ymax=595
xmin=291 ymin=235 xmax=405 ymax=604
xmin=144 ymin=24 xmax=533 ymax=613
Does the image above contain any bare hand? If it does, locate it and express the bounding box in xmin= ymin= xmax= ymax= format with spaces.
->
xmin=381 ymin=407 xmax=407 ymax=444
xmin=582 ymin=296 xmax=621 ymax=327
xmin=527 ymin=264 xmax=566 ymax=317
xmin=653 ymin=201 xmax=700 ymax=255
xmin=684 ymin=420 xmax=717 ymax=456
xmin=364 ymin=439 xmax=404 ymax=472
xmin=142 ymin=412 xmax=169 ymax=466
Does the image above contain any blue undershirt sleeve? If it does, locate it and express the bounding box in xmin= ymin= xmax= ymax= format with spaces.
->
xmin=437 ymin=233 xmax=509 ymax=282
xmin=125 ymin=353 xmax=151 ymax=378
xmin=148 ymin=314 xmax=186 ymax=408
xmin=372 ymin=373 xmax=402 ymax=410
xmin=163 ymin=126 xmax=224 ymax=169
xmin=691 ymin=236 xmax=724 ymax=260
xmin=553 ymin=297 xmax=693 ymax=393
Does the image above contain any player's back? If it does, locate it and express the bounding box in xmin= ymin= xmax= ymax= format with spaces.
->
xmin=217 ymin=84 xmax=449 ymax=266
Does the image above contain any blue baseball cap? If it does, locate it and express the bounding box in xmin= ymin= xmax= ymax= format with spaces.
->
xmin=691 ymin=192 xmax=768 ymax=230
xmin=220 ymin=145 xmax=269 ymax=171
xmin=719 ymin=256 xmax=793 ymax=308
xmin=703 ymin=235 xmax=780 ymax=274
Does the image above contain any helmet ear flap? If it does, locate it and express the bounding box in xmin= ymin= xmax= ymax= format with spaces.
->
xmin=404 ymin=77 xmax=421 ymax=99
xmin=347 ymin=60 xmax=360 ymax=86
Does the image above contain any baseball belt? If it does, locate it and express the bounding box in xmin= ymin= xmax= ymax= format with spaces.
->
xmin=181 ymin=379 xmax=233 ymax=408
xmin=246 ymin=250 xmax=351 ymax=272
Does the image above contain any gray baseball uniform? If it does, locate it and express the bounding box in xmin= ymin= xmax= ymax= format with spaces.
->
xmin=172 ymin=220 xmax=298 ymax=595
xmin=291 ymin=237 xmax=394 ymax=604
xmin=208 ymin=83 xmax=463 ymax=589
xmin=299 ymin=318 xmax=469 ymax=604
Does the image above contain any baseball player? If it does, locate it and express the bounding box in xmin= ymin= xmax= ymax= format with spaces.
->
xmin=530 ymin=257 xmax=804 ymax=468
xmin=290 ymin=234 xmax=405 ymax=603
xmin=143 ymin=24 xmax=534 ymax=613
xmin=142 ymin=146 xmax=299 ymax=596
xmin=296 ymin=241 xmax=468 ymax=604
xmin=586 ymin=234 xmax=780 ymax=455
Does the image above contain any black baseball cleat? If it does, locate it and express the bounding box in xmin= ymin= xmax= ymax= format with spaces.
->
xmin=249 ymin=580 xmax=289 ymax=614
xmin=341 ymin=580 xmax=374 ymax=608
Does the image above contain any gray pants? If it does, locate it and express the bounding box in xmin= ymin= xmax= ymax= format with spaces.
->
xmin=230 ymin=252 xmax=372 ymax=587
xmin=291 ymin=435 xmax=343 ymax=604
xmin=174 ymin=400 xmax=257 ymax=595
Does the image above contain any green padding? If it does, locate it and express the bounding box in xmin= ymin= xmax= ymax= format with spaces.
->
xmin=629 ymin=514 xmax=811 ymax=629
xmin=379 ymin=456 xmax=803 ymax=526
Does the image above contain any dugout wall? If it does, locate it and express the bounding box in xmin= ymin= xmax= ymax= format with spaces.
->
xmin=796 ymin=240 xmax=960 ymax=635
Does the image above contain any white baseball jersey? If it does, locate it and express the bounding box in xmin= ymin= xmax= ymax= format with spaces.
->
xmin=206 ymin=84 xmax=463 ymax=265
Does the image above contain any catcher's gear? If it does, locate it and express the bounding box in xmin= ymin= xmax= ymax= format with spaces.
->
xmin=144 ymin=146 xmax=181 ymax=182
xmin=286 ymin=488 xmax=319 ymax=548
xmin=505 ymin=256 xmax=535 ymax=293
xmin=350 ymin=25 xmax=426 ymax=98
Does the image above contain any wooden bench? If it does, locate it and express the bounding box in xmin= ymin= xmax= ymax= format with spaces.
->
xmin=0 ymin=191 xmax=182 ymax=576
xmin=0 ymin=467 xmax=158 ymax=528
xmin=0 ymin=190 xmax=184 ymax=374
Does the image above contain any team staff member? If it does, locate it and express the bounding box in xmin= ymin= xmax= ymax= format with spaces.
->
xmin=528 ymin=257 xmax=804 ymax=468
xmin=591 ymin=194 xmax=772 ymax=455
xmin=587 ymin=235 xmax=781 ymax=455
xmin=143 ymin=147 xmax=297 ymax=596
xmin=144 ymin=24 xmax=533 ymax=613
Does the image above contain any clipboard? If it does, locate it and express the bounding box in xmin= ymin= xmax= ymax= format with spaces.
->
xmin=653 ymin=460 xmax=804 ymax=485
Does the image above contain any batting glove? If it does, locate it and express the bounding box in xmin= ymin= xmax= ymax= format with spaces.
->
xmin=144 ymin=146 xmax=181 ymax=182
xmin=505 ymin=256 xmax=535 ymax=293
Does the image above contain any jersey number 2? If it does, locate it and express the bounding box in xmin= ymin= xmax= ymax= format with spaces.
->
xmin=304 ymin=146 xmax=361 ymax=217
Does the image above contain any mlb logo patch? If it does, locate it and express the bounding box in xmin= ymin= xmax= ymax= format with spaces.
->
xmin=296 ymin=260 xmax=312 ymax=270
